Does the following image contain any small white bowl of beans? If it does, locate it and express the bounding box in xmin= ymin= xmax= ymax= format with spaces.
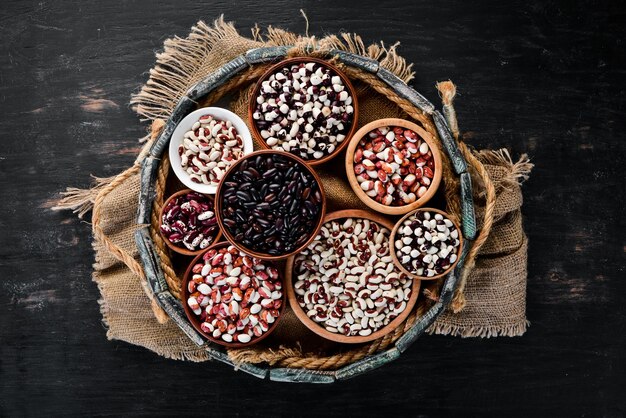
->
xmin=169 ymin=107 xmax=253 ymax=194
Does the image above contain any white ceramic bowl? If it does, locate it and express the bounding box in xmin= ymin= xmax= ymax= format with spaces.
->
xmin=169 ymin=107 xmax=254 ymax=194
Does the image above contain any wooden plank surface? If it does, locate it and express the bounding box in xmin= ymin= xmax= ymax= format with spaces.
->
xmin=1 ymin=0 xmax=624 ymax=416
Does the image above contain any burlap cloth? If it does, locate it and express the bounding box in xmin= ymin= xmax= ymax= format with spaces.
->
xmin=55 ymin=18 xmax=532 ymax=363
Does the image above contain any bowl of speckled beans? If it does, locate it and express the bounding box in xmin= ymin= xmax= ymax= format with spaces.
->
xmin=248 ymin=57 xmax=359 ymax=165
xmin=285 ymin=209 xmax=420 ymax=343
xmin=345 ymin=117 xmax=442 ymax=215
xmin=182 ymin=242 xmax=285 ymax=347
xmin=390 ymin=208 xmax=463 ymax=280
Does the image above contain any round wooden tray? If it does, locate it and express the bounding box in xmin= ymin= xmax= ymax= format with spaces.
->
xmin=135 ymin=47 xmax=476 ymax=383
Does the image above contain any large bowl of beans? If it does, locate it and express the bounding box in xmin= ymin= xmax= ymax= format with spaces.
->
xmin=249 ymin=57 xmax=359 ymax=166
xmin=182 ymin=242 xmax=285 ymax=347
xmin=285 ymin=209 xmax=420 ymax=344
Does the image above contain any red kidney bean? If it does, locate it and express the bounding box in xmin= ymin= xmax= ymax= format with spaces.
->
xmin=161 ymin=192 xmax=218 ymax=251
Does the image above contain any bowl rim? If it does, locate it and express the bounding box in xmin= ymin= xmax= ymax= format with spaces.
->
xmin=247 ymin=56 xmax=360 ymax=166
xmin=285 ymin=209 xmax=421 ymax=344
xmin=181 ymin=241 xmax=286 ymax=348
xmin=168 ymin=106 xmax=254 ymax=195
xmin=344 ymin=117 xmax=443 ymax=215
xmin=157 ymin=188 xmax=222 ymax=256
xmin=214 ymin=149 xmax=326 ymax=261
xmin=389 ymin=207 xmax=464 ymax=280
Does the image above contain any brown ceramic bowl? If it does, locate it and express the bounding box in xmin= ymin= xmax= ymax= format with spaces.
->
xmin=285 ymin=209 xmax=421 ymax=344
xmin=214 ymin=149 xmax=326 ymax=261
xmin=345 ymin=118 xmax=443 ymax=215
xmin=390 ymin=207 xmax=464 ymax=281
xmin=248 ymin=57 xmax=359 ymax=166
xmin=158 ymin=189 xmax=222 ymax=256
xmin=181 ymin=242 xmax=286 ymax=348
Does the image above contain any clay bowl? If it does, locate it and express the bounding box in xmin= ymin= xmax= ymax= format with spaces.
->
xmin=285 ymin=209 xmax=421 ymax=344
xmin=390 ymin=207 xmax=464 ymax=281
xmin=345 ymin=118 xmax=443 ymax=215
xmin=158 ymin=189 xmax=222 ymax=257
xmin=181 ymin=242 xmax=286 ymax=348
xmin=248 ymin=57 xmax=359 ymax=166
xmin=214 ymin=149 xmax=326 ymax=261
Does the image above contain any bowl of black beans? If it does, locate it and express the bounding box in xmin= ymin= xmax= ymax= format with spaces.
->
xmin=248 ymin=57 xmax=359 ymax=166
xmin=215 ymin=149 xmax=326 ymax=260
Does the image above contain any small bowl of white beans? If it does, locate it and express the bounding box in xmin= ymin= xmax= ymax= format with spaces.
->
xmin=169 ymin=107 xmax=254 ymax=194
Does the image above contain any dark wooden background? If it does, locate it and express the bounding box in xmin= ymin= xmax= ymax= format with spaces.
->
xmin=1 ymin=0 xmax=624 ymax=416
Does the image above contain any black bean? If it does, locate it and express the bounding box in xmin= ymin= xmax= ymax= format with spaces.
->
xmin=236 ymin=191 xmax=250 ymax=201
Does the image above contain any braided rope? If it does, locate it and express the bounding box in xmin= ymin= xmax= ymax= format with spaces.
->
xmin=149 ymin=155 xmax=183 ymax=299
xmin=434 ymin=80 xmax=496 ymax=312
xmin=450 ymin=142 xmax=496 ymax=312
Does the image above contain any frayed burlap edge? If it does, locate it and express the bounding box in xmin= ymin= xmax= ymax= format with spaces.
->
xmin=130 ymin=16 xmax=415 ymax=125
xmin=429 ymin=320 xmax=531 ymax=338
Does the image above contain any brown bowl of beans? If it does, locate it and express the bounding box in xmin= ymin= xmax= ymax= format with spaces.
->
xmin=390 ymin=208 xmax=463 ymax=280
xmin=182 ymin=242 xmax=285 ymax=347
xmin=248 ymin=57 xmax=359 ymax=166
xmin=285 ymin=209 xmax=420 ymax=344
xmin=158 ymin=189 xmax=222 ymax=256
xmin=345 ymin=118 xmax=443 ymax=215
xmin=214 ymin=149 xmax=326 ymax=260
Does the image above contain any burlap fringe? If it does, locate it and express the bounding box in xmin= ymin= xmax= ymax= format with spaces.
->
xmin=130 ymin=17 xmax=243 ymax=124
xmin=51 ymin=175 xmax=118 ymax=219
xmin=130 ymin=15 xmax=415 ymax=127
xmin=477 ymin=149 xmax=534 ymax=190
xmin=50 ymin=131 xmax=154 ymax=217
xmin=428 ymin=319 xmax=530 ymax=338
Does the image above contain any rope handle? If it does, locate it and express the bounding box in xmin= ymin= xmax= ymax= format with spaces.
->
xmin=436 ymin=81 xmax=496 ymax=312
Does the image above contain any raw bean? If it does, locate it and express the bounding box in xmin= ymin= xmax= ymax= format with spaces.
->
xmin=252 ymin=61 xmax=354 ymax=161
xmin=293 ymin=218 xmax=412 ymax=337
xmin=186 ymin=245 xmax=283 ymax=344
xmin=160 ymin=192 xmax=218 ymax=251
xmin=178 ymin=114 xmax=245 ymax=185
xmin=219 ymin=152 xmax=323 ymax=256
xmin=394 ymin=210 xmax=461 ymax=277
xmin=352 ymin=126 xmax=436 ymax=206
